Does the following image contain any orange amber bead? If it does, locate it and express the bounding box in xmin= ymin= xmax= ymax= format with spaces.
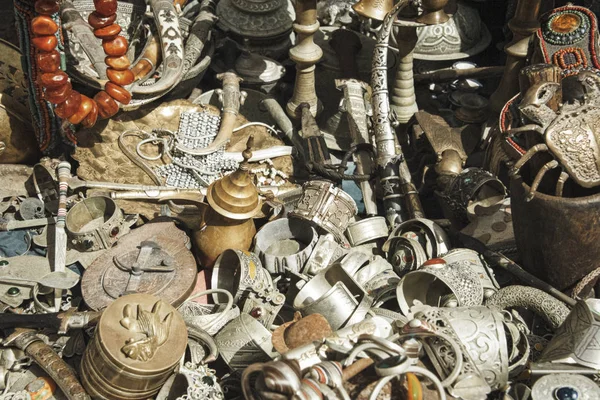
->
xmin=32 ymin=35 xmax=58 ymax=52
xmin=68 ymin=95 xmax=94 ymax=124
xmin=94 ymin=91 xmax=119 ymax=119
xmin=94 ymin=24 xmax=121 ymax=40
xmin=105 ymin=55 xmax=130 ymax=70
xmin=82 ymin=101 xmax=99 ymax=128
xmin=88 ymin=11 xmax=116 ymax=29
xmin=54 ymin=91 xmax=82 ymax=119
xmin=39 ymin=71 xmax=69 ymax=89
xmin=44 ymin=82 xmax=72 ymax=104
xmin=35 ymin=0 xmax=60 ymax=15
xmin=102 ymin=36 xmax=128 ymax=57
xmin=32 ymin=16 xmax=58 ymax=36
xmin=105 ymin=82 xmax=132 ymax=105
xmin=106 ymin=68 xmax=134 ymax=86
xmin=36 ymin=50 xmax=61 ymax=73
xmin=94 ymin=0 xmax=117 ymax=17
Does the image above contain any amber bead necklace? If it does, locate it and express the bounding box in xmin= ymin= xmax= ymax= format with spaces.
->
xmin=32 ymin=0 xmax=134 ymax=128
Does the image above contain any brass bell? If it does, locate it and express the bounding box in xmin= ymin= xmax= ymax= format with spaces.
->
xmin=352 ymin=0 xmax=394 ymax=21
xmin=416 ymin=0 xmax=451 ymax=25
xmin=193 ymin=136 xmax=262 ymax=268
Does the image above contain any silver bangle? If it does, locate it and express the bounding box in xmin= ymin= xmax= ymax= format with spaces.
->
xmin=253 ymin=218 xmax=319 ymax=274
xmin=344 ymin=217 xmax=388 ymax=246
xmin=289 ymin=180 xmax=358 ymax=245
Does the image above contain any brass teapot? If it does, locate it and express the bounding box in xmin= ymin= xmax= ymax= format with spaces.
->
xmin=193 ymin=137 xmax=262 ymax=268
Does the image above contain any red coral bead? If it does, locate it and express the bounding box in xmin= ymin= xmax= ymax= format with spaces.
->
xmin=94 ymin=24 xmax=121 ymax=40
xmin=44 ymin=82 xmax=72 ymax=104
xmin=88 ymin=11 xmax=117 ymax=29
xmin=93 ymin=0 xmax=118 ymax=17
xmin=105 ymin=82 xmax=132 ymax=105
xmin=32 ymin=35 xmax=57 ymax=52
xmin=34 ymin=0 xmax=60 ymax=15
xmin=94 ymin=90 xmax=119 ymax=119
xmin=54 ymin=91 xmax=82 ymax=119
xmin=68 ymin=95 xmax=95 ymax=124
xmin=106 ymin=68 xmax=134 ymax=86
xmin=82 ymin=101 xmax=99 ymax=128
xmin=36 ymin=50 xmax=61 ymax=73
xmin=102 ymin=36 xmax=128 ymax=57
xmin=31 ymin=16 xmax=58 ymax=36
xmin=39 ymin=71 xmax=69 ymax=89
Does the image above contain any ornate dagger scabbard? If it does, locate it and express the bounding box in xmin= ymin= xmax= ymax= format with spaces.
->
xmin=2 ymin=329 xmax=91 ymax=400
xmin=53 ymin=162 xmax=71 ymax=312
xmin=370 ymin=0 xmax=424 ymax=226
xmin=130 ymin=0 xmax=185 ymax=95
xmin=177 ymin=72 xmax=246 ymax=156
xmin=299 ymin=102 xmax=331 ymax=167
xmin=335 ymin=79 xmax=377 ymax=215
xmin=61 ymin=1 xmax=108 ymax=79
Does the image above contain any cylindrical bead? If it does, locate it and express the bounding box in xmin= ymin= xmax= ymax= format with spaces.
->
xmin=31 ymin=16 xmax=58 ymax=35
xmin=68 ymin=95 xmax=94 ymax=124
xmin=32 ymin=35 xmax=58 ymax=52
xmin=105 ymin=82 xmax=132 ymax=104
xmin=88 ymin=11 xmax=116 ymax=29
xmin=105 ymin=55 xmax=130 ymax=70
xmin=102 ymin=36 xmax=128 ymax=57
xmin=82 ymin=101 xmax=99 ymax=128
xmin=44 ymin=82 xmax=72 ymax=104
xmin=39 ymin=71 xmax=69 ymax=89
xmin=36 ymin=50 xmax=61 ymax=73
xmin=93 ymin=0 xmax=118 ymax=17
xmin=94 ymin=91 xmax=119 ymax=119
xmin=106 ymin=68 xmax=134 ymax=86
xmin=93 ymin=24 xmax=121 ymax=40
xmin=35 ymin=0 xmax=60 ymax=15
xmin=54 ymin=91 xmax=82 ymax=119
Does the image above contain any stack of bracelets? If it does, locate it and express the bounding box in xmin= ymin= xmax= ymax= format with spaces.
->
xmin=32 ymin=0 xmax=132 ymax=128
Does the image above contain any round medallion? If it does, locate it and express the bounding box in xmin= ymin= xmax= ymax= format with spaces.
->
xmin=544 ymin=10 xmax=589 ymax=45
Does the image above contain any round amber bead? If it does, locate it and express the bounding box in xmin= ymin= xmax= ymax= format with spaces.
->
xmin=82 ymin=101 xmax=99 ymax=128
xmin=34 ymin=0 xmax=60 ymax=15
xmin=105 ymin=82 xmax=132 ymax=105
xmin=106 ymin=68 xmax=134 ymax=86
xmin=102 ymin=36 xmax=128 ymax=57
xmin=32 ymin=16 xmax=58 ymax=36
xmin=36 ymin=50 xmax=61 ymax=73
xmin=39 ymin=71 xmax=69 ymax=89
xmin=105 ymin=55 xmax=130 ymax=70
xmin=68 ymin=95 xmax=95 ymax=124
xmin=93 ymin=0 xmax=118 ymax=17
xmin=88 ymin=11 xmax=116 ymax=29
xmin=32 ymin=35 xmax=58 ymax=52
xmin=94 ymin=90 xmax=119 ymax=119
xmin=54 ymin=91 xmax=82 ymax=119
xmin=94 ymin=24 xmax=121 ymax=40
xmin=44 ymin=82 xmax=72 ymax=104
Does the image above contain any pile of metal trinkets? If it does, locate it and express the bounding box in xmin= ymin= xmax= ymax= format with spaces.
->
xmin=3 ymin=0 xmax=600 ymax=399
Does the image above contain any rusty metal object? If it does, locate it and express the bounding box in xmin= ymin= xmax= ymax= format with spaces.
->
xmin=81 ymin=221 xmax=197 ymax=310
xmin=272 ymin=312 xmax=333 ymax=354
xmin=2 ymin=329 xmax=90 ymax=400
xmin=511 ymin=176 xmax=600 ymax=290
xmin=80 ymin=293 xmax=187 ymax=400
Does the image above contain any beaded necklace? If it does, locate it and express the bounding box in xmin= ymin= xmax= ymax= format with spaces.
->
xmin=32 ymin=0 xmax=133 ymax=128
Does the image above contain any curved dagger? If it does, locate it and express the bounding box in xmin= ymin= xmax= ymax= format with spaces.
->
xmin=129 ymin=0 xmax=184 ymax=95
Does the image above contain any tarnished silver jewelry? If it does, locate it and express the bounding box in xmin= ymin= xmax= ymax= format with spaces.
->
xmin=532 ymin=373 xmax=600 ymax=400
xmin=344 ymin=216 xmax=389 ymax=247
xmin=289 ymin=180 xmax=358 ymax=246
xmin=175 ymin=363 xmax=224 ymax=400
xmin=214 ymin=313 xmax=278 ymax=371
xmin=253 ymin=218 xmax=319 ymax=274
xmin=65 ymin=196 xmax=137 ymax=252
xmin=302 ymin=233 xmax=347 ymax=276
